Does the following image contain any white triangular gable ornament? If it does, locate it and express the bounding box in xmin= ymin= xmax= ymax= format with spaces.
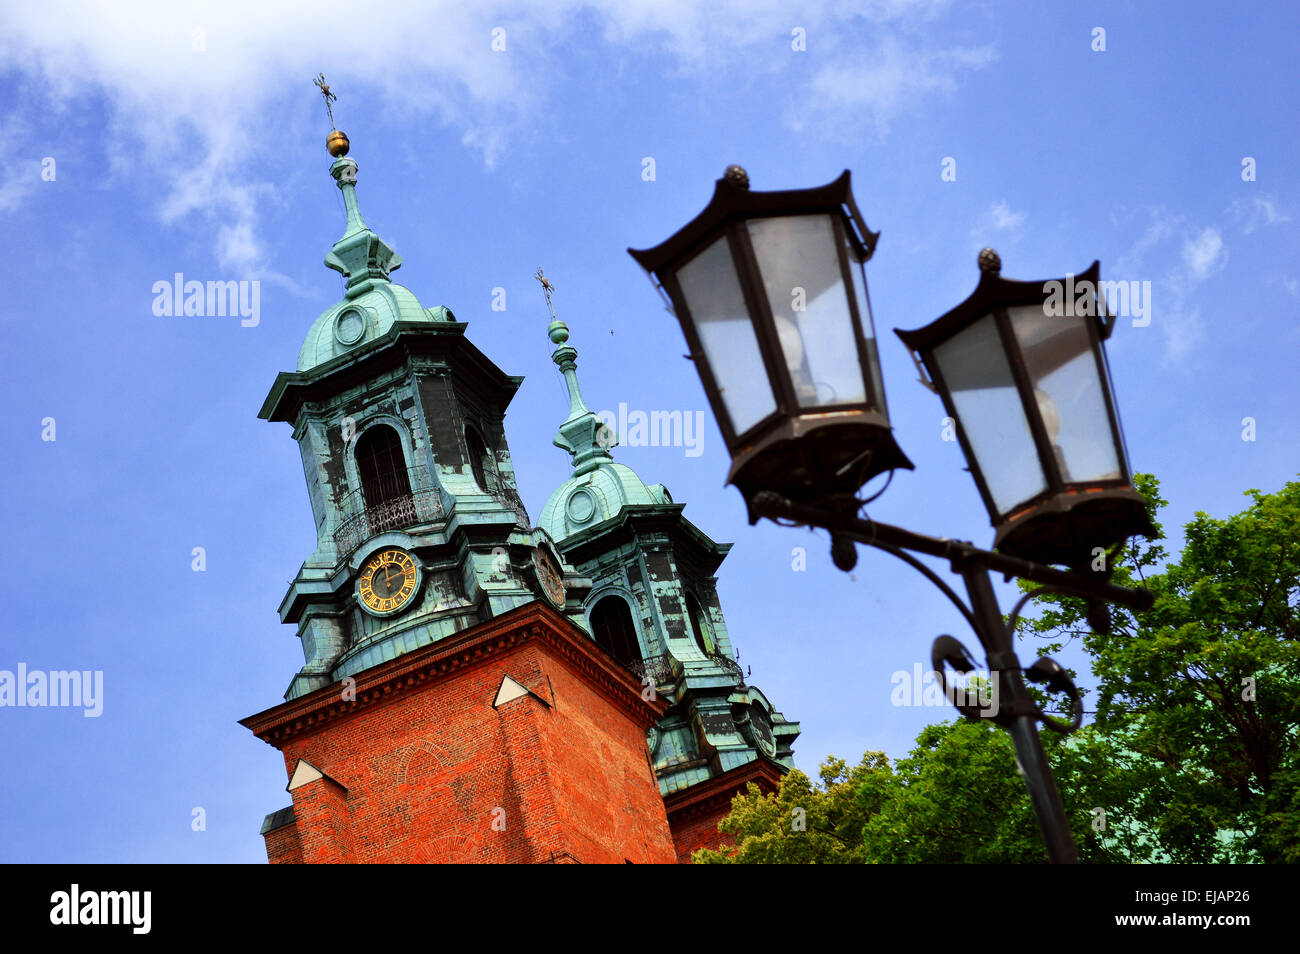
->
xmin=493 ymin=675 xmax=533 ymax=708
xmin=287 ymin=759 xmax=324 ymax=792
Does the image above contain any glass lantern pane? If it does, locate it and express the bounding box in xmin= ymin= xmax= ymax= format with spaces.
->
xmin=847 ymin=252 xmax=887 ymax=416
xmin=1007 ymin=304 xmax=1122 ymax=484
xmin=747 ymin=215 xmax=868 ymax=409
xmin=933 ymin=315 xmax=1046 ymax=516
xmin=676 ymin=235 xmax=778 ymax=436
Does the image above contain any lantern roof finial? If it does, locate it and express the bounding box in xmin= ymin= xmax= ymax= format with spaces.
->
xmin=978 ymin=247 xmax=1001 ymax=274
xmin=723 ymin=164 xmax=750 ymax=189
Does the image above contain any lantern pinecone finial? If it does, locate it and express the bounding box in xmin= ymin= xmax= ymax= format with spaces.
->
xmin=723 ymin=165 xmax=750 ymax=189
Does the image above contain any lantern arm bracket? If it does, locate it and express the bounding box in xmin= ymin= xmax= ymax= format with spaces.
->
xmin=749 ymin=491 xmax=1154 ymax=613
xmin=864 ymin=536 xmax=980 ymax=636
xmin=752 ymin=491 xmax=1113 ymax=742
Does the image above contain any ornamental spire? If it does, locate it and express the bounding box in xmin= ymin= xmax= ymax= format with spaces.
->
xmin=313 ymin=75 xmax=401 ymax=294
xmin=541 ymin=268 xmax=616 ymax=475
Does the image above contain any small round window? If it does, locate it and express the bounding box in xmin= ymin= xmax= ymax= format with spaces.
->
xmin=335 ymin=308 xmax=366 ymax=346
xmin=566 ymin=488 xmax=596 ymax=524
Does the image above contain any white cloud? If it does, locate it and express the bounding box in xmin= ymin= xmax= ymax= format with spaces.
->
xmin=1181 ymin=227 xmax=1226 ymax=281
xmin=0 ymin=0 xmax=997 ymax=273
xmin=0 ymin=116 xmax=43 ymax=214
xmin=1106 ymin=209 xmax=1232 ymax=364
xmin=0 ymin=1 xmax=544 ymax=273
xmin=1226 ymin=195 xmax=1289 ymax=234
xmin=801 ymin=35 xmax=998 ymax=138
xmin=590 ymin=0 xmax=956 ymax=64
xmin=0 ymin=162 xmax=42 ymax=214
xmin=1159 ymin=226 xmax=1229 ymax=360
xmin=971 ymin=200 xmax=1024 ymax=240
xmin=1113 ymin=208 xmax=1177 ymax=277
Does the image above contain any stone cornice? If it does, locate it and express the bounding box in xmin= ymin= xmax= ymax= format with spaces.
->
xmin=560 ymin=504 xmax=731 ymax=571
xmin=241 ymin=602 xmax=668 ymax=747
xmin=261 ymin=322 xmax=524 ymax=424
xmin=663 ymin=758 xmax=786 ymax=825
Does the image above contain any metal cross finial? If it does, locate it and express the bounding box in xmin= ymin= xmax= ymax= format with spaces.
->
xmin=534 ymin=267 xmax=558 ymax=320
xmin=314 ymin=73 xmax=338 ymax=129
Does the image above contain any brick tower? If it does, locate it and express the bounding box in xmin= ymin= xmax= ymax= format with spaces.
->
xmin=241 ymin=120 xmax=797 ymax=863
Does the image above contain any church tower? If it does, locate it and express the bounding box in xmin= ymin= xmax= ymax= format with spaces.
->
xmin=242 ymin=94 xmax=797 ymax=863
xmin=242 ymin=115 xmax=679 ymax=864
xmin=257 ymin=145 xmax=547 ymax=701
xmin=536 ymin=309 xmax=800 ymax=861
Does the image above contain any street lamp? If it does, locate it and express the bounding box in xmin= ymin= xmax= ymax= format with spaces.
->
xmin=628 ymin=165 xmax=912 ymax=521
xmin=629 ymin=167 xmax=1155 ymax=864
xmin=896 ymin=249 xmax=1155 ymax=568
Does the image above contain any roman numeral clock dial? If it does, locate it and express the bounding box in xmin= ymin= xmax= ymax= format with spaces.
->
xmin=357 ymin=548 xmax=421 ymax=616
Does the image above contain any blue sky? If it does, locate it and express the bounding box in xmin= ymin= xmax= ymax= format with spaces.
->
xmin=0 ymin=1 xmax=1295 ymax=862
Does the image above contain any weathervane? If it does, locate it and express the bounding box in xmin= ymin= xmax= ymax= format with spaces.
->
xmin=313 ymin=73 xmax=338 ymax=127
xmin=534 ymin=267 xmax=558 ymax=321
xmin=314 ymin=74 xmax=350 ymax=157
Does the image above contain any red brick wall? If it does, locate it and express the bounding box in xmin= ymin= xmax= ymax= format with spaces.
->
xmin=668 ymin=807 xmax=735 ymax=863
xmin=247 ymin=606 xmax=678 ymax=864
xmin=264 ymin=822 xmax=302 ymax=864
xmin=292 ymin=775 xmax=355 ymax=863
xmin=526 ymin=649 xmax=677 ymax=864
xmin=665 ymin=760 xmax=785 ymax=863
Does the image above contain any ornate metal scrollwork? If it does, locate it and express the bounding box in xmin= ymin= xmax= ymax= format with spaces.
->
xmin=929 ymin=634 xmax=997 ymax=723
xmin=1022 ymin=656 xmax=1083 ymax=734
xmin=929 ymin=633 xmax=1083 ymax=733
xmin=744 ymin=489 xmax=1153 ymax=864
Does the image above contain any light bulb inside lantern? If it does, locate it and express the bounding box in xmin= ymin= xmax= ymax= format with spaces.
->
xmin=775 ymin=315 xmax=805 ymax=372
xmin=1034 ymin=388 xmax=1062 ymax=442
xmin=775 ymin=315 xmax=817 ymax=401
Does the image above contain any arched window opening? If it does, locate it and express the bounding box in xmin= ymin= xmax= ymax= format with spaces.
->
xmin=355 ymin=425 xmax=411 ymax=509
xmin=686 ymin=592 xmax=713 ymax=654
xmin=589 ymin=596 xmax=642 ymax=668
xmin=465 ymin=425 xmax=492 ymax=491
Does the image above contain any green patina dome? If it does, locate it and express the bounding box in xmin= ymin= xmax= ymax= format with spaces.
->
xmin=297 ymin=284 xmax=453 ymax=372
xmin=296 ymin=154 xmax=456 ymax=374
xmin=539 ymin=463 xmax=673 ymax=543
xmin=537 ymin=316 xmax=674 ymax=544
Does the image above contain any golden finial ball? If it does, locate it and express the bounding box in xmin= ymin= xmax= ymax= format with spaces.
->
xmin=327 ymin=129 xmax=350 ymax=157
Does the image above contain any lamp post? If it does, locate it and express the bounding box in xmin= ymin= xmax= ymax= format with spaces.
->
xmin=629 ymin=167 xmax=1155 ymax=864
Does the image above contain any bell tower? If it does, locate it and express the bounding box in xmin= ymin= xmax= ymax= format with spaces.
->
xmin=259 ymin=126 xmax=549 ymax=701
xmin=536 ymin=306 xmax=801 ymax=861
xmin=242 ymin=84 xmax=797 ymax=863
xmin=242 ymin=96 xmax=683 ymax=864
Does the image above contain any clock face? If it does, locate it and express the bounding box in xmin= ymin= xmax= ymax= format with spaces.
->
xmin=747 ymin=704 xmax=775 ymax=756
xmin=357 ymin=548 xmax=420 ymax=616
xmin=531 ymin=547 xmax=566 ymax=608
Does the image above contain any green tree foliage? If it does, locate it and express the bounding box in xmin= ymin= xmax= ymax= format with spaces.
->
xmin=1015 ymin=474 xmax=1300 ymax=862
xmin=694 ymin=725 xmax=1140 ymax=863
xmin=698 ymin=476 xmax=1300 ymax=863
xmin=692 ymin=755 xmax=889 ymax=864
